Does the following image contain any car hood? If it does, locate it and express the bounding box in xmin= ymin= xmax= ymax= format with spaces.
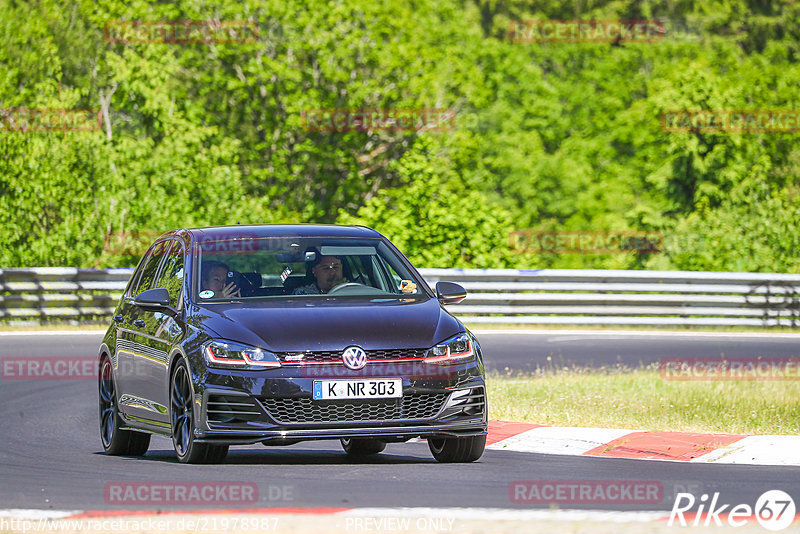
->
xmin=194 ymin=297 xmax=463 ymax=351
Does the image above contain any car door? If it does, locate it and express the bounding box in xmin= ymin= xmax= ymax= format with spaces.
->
xmin=115 ymin=239 xmax=169 ymax=423
xmin=112 ymin=250 xmax=148 ymax=396
xmin=141 ymin=239 xmax=187 ymax=423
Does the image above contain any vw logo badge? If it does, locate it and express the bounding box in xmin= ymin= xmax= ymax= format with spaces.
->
xmin=342 ymin=346 xmax=367 ymax=370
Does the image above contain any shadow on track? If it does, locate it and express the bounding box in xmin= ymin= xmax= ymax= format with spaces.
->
xmin=92 ymin=448 xmax=434 ymax=465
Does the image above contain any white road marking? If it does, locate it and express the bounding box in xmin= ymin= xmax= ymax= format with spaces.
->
xmin=691 ymin=435 xmax=800 ymax=466
xmin=0 ymin=507 xmax=671 ymax=524
xmin=337 ymin=507 xmax=669 ymax=522
xmin=487 ymin=426 xmax=634 ymax=455
xmin=0 ymin=509 xmax=80 ymax=519
xmin=0 ymin=330 xmax=105 ymax=336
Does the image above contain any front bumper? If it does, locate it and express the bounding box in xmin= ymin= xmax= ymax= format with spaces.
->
xmin=194 ymin=420 xmax=487 ymax=445
xmin=192 ymin=369 xmax=487 ymax=445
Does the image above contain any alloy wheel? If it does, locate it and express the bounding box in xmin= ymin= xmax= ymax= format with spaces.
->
xmin=99 ymin=359 xmax=116 ymax=447
xmin=171 ymin=365 xmax=193 ymax=456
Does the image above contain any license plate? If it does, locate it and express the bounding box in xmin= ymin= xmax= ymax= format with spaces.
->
xmin=313 ymin=378 xmax=402 ymax=400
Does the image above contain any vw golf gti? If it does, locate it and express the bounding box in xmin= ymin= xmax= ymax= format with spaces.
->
xmin=98 ymin=225 xmax=487 ymax=463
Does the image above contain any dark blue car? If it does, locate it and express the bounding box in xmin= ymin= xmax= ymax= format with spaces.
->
xmin=98 ymin=225 xmax=487 ymax=463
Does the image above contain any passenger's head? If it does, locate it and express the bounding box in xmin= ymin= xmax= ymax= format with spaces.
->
xmin=201 ymin=260 xmax=230 ymax=292
xmin=310 ymin=255 xmax=343 ymax=293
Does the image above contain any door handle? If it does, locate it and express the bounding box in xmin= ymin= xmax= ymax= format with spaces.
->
xmin=133 ymin=319 xmax=146 ymax=328
xmin=112 ymin=315 xmax=124 ymax=323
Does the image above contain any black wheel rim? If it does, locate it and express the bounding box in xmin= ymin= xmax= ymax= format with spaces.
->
xmin=99 ymin=359 xmax=116 ymax=448
xmin=171 ymin=366 xmax=193 ymax=456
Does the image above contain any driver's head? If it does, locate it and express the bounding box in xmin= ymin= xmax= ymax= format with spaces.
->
xmin=311 ymin=255 xmax=343 ymax=293
xmin=201 ymin=261 xmax=230 ymax=292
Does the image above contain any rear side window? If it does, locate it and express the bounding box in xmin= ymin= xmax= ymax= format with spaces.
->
xmin=154 ymin=241 xmax=185 ymax=308
xmin=131 ymin=240 xmax=169 ymax=296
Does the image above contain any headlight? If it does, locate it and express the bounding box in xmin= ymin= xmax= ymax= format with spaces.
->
xmin=424 ymin=333 xmax=474 ymax=365
xmin=203 ymin=340 xmax=281 ymax=370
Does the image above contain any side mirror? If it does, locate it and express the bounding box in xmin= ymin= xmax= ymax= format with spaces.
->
xmin=435 ymin=281 xmax=467 ymax=305
xmin=133 ymin=288 xmax=179 ymax=317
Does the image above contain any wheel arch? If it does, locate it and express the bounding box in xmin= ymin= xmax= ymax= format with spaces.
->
xmin=97 ymin=342 xmax=118 ymax=394
xmin=166 ymin=345 xmax=203 ymax=431
xmin=166 ymin=346 xmax=194 ymax=395
xmin=98 ymin=342 xmax=111 ymax=361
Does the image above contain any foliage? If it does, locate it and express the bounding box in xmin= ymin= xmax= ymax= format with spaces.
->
xmin=1 ymin=0 xmax=798 ymax=271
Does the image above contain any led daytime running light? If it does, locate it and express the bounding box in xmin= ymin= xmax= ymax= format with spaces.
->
xmin=425 ymin=334 xmax=474 ymax=364
xmin=204 ymin=342 xmax=281 ymax=369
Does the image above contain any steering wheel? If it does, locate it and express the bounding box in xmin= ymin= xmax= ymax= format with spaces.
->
xmin=327 ymin=282 xmax=367 ymax=294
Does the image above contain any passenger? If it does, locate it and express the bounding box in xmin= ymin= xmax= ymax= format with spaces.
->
xmin=201 ymin=260 xmax=241 ymax=298
xmin=293 ymin=255 xmax=349 ymax=295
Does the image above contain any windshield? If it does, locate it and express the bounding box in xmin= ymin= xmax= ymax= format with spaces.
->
xmin=193 ymin=236 xmax=427 ymax=302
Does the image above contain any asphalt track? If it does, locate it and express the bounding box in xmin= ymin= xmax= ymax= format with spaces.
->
xmin=2 ymin=329 xmax=800 ymax=371
xmin=0 ymin=330 xmax=798 ymax=514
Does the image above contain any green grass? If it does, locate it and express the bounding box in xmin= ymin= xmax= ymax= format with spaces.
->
xmin=487 ymin=364 xmax=800 ymax=435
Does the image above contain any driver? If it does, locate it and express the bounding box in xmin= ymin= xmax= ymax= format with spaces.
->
xmin=201 ymin=260 xmax=241 ymax=298
xmin=293 ymin=255 xmax=349 ymax=295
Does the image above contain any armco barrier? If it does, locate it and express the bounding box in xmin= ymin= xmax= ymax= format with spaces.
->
xmin=423 ymin=269 xmax=800 ymax=327
xmin=1 ymin=268 xmax=800 ymax=327
xmin=0 ymin=268 xmax=132 ymax=322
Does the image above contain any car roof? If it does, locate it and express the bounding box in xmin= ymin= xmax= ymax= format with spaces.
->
xmin=163 ymin=224 xmax=382 ymax=241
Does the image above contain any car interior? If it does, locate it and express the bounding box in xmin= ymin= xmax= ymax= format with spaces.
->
xmin=200 ymin=245 xmax=414 ymax=299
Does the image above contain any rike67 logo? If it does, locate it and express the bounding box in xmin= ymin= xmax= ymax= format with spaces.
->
xmin=669 ymin=490 xmax=796 ymax=531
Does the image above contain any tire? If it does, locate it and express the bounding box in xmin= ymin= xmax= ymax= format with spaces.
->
xmin=340 ymin=438 xmax=386 ymax=456
xmin=99 ymin=357 xmax=150 ymax=456
xmin=170 ymin=362 xmax=228 ymax=464
xmin=428 ymin=435 xmax=486 ymax=463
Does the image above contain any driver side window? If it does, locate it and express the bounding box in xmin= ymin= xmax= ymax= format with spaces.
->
xmin=131 ymin=240 xmax=168 ymax=297
xmin=154 ymin=241 xmax=185 ymax=308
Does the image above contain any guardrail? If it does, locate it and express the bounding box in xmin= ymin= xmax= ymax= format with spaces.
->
xmin=423 ymin=269 xmax=800 ymax=326
xmin=2 ymin=267 xmax=800 ymax=327
xmin=0 ymin=268 xmax=131 ymax=323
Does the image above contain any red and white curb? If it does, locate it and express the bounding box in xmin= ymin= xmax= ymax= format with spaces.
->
xmin=0 ymin=507 xmax=676 ymax=524
xmin=486 ymin=421 xmax=800 ymax=466
xmin=3 ymin=507 xmax=794 ymax=528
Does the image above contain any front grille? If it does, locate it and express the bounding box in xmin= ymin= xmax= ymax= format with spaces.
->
xmin=276 ymin=348 xmax=427 ymax=364
xmin=260 ymin=393 xmax=448 ymax=424
xmin=206 ymin=394 xmax=263 ymax=424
